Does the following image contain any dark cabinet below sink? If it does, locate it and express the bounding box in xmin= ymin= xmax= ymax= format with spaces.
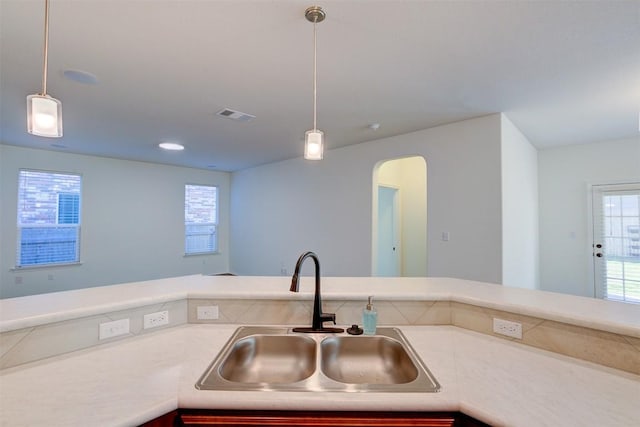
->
xmin=141 ymin=409 xmax=491 ymax=427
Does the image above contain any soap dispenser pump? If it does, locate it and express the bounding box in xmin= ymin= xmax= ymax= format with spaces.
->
xmin=362 ymin=296 xmax=378 ymax=335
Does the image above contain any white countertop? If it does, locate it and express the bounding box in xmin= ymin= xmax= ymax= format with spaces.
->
xmin=2 ymin=275 xmax=640 ymax=337
xmin=1 ymin=276 xmax=639 ymax=425
xmin=1 ymin=324 xmax=638 ymax=427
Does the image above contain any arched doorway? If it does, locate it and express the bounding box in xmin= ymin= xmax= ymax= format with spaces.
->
xmin=372 ymin=156 xmax=427 ymax=276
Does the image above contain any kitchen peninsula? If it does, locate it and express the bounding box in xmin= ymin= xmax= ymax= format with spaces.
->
xmin=0 ymin=275 xmax=639 ymax=426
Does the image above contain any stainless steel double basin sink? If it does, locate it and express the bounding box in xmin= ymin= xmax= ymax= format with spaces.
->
xmin=195 ymin=326 xmax=440 ymax=393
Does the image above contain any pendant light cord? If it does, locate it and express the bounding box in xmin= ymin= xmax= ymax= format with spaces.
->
xmin=42 ymin=0 xmax=50 ymax=95
xmin=313 ymin=20 xmax=317 ymax=131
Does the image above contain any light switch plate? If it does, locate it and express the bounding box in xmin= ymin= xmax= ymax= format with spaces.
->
xmin=99 ymin=318 xmax=130 ymax=340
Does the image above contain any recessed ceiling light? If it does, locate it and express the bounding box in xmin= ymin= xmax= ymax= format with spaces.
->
xmin=159 ymin=142 xmax=184 ymax=151
xmin=63 ymin=69 xmax=99 ymax=85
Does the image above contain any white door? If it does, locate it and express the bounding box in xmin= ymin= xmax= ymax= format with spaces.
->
xmin=592 ymin=183 xmax=640 ymax=302
xmin=376 ymin=186 xmax=400 ymax=276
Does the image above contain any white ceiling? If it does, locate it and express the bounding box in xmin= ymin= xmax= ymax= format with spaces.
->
xmin=1 ymin=0 xmax=639 ymax=172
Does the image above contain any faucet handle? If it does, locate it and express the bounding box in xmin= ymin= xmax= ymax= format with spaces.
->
xmin=321 ymin=312 xmax=336 ymax=325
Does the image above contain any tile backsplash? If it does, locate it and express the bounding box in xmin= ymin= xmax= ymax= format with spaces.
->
xmin=0 ymin=299 xmax=187 ymax=370
xmin=1 ymin=297 xmax=638 ymax=375
xmin=187 ymin=298 xmax=639 ymax=374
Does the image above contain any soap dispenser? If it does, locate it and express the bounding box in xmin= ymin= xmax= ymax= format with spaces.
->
xmin=362 ymin=296 xmax=378 ymax=335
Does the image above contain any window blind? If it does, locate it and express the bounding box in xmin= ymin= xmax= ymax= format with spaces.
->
xmin=185 ymin=184 xmax=218 ymax=254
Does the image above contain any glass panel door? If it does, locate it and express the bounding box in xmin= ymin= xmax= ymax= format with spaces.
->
xmin=592 ymin=183 xmax=640 ymax=303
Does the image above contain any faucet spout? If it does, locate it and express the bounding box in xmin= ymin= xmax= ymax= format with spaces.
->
xmin=289 ymin=251 xmax=343 ymax=333
xmin=289 ymin=273 xmax=299 ymax=292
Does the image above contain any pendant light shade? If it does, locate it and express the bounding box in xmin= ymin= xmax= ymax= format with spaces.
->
xmin=304 ymin=129 xmax=324 ymax=160
xmin=27 ymin=0 xmax=63 ymax=138
xmin=303 ymin=6 xmax=325 ymax=160
xmin=27 ymin=94 xmax=62 ymax=137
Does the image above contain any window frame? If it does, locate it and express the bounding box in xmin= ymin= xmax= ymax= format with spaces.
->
xmin=16 ymin=169 xmax=83 ymax=269
xmin=184 ymin=183 xmax=219 ymax=256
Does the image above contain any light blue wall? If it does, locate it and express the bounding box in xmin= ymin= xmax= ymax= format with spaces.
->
xmin=0 ymin=145 xmax=231 ymax=298
xmin=230 ymin=115 xmax=504 ymax=283
xmin=5 ymin=116 xmax=631 ymax=299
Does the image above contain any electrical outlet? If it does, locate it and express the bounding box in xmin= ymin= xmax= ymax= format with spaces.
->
xmin=493 ymin=318 xmax=522 ymax=339
xmin=197 ymin=305 xmax=219 ymax=320
xmin=99 ymin=318 xmax=130 ymax=340
xmin=143 ymin=311 xmax=169 ymax=329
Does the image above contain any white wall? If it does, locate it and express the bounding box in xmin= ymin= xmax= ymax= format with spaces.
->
xmin=230 ymin=114 xmax=503 ymax=283
xmin=376 ymin=156 xmax=427 ymax=276
xmin=0 ymin=145 xmax=231 ymax=298
xmin=501 ymin=115 xmax=539 ymax=289
xmin=0 ymin=145 xmax=4 ymax=286
xmin=538 ymin=136 xmax=640 ymax=297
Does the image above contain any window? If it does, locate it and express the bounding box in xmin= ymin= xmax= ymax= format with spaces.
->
xmin=16 ymin=170 xmax=82 ymax=267
xmin=185 ymin=184 xmax=218 ymax=254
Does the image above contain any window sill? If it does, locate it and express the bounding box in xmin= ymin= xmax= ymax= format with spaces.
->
xmin=184 ymin=251 xmax=219 ymax=257
xmin=11 ymin=262 xmax=83 ymax=271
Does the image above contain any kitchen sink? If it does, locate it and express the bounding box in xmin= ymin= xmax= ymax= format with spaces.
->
xmin=219 ymin=334 xmax=316 ymax=383
xmin=320 ymin=335 xmax=418 ymax=384
xmin=196 ymin=326 xmax=440 ymax=392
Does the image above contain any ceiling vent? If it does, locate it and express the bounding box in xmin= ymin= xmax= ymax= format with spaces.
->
xmin=216 ymin=108 xmax=255 ymax=122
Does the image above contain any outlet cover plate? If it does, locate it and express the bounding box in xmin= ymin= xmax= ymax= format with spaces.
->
xmin=492 ymin=318 xmax=522 ymax=339
xmin=143 ymin=311 xmax=169 ymax=329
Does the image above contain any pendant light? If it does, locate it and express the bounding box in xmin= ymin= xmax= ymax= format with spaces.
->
xmin=304 ymin=6 xmax=325 ymax=160
xmin=27 ymin=0 xmax=63 ymax=138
